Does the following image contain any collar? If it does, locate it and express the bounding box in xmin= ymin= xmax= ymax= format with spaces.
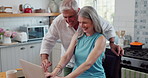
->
xmin=66 ymin=22 xmax=70 ymax=27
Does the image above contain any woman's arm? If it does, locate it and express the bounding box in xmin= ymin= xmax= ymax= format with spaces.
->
xmin=66 ymin=35 xmax=106 ymax=78
xmin=51 ymin=32 xmax=78 ymax=76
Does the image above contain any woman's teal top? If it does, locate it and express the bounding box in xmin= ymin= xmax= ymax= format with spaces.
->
xmin=72 ymin=32 xmax=106 ymax=78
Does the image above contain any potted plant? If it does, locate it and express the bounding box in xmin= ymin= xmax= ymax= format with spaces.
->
xmin=0 ymin=28 xmax=16 ymax=44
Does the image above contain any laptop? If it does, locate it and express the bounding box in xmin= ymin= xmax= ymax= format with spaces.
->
xmin=19 ymin=59 xmax=46 ymax=78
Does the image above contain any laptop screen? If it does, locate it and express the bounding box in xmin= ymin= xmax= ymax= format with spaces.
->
xmin=19 ymin=59 xmax=46 ymax=78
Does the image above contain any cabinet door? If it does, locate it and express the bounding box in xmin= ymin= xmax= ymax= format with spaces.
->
xmin=0 ymin=50 xmax=1 ymax=72
xmin=0 ymin=43 xmax=41 ymax=72
xmin=27 ymin=43 xmax=41 ymax=65
xmin=52 ymin=42 xmax=61 ymax=70
xmin=0 ymin=45 xmax=28 ymax=72
xmin=52 ymin=42 xmax=64 ymax=76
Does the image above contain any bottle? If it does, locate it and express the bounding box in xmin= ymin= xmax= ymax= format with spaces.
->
xmin=47 ymin=7 xmax=51 ymax=13
xmin=48 ymin=0 xmax=58 ymax=13
xmin=1 ymin=6 xmax=5 ymax=12
xmin=19 ymin=4 xmax=23 ymax=13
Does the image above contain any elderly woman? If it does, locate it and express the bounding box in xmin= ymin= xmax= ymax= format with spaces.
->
xmin=45 ymin=6 xmax=106 ymax=78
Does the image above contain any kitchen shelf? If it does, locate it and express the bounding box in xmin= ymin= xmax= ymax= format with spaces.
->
xmin=0 ymin=13 xmax=60 ymax=17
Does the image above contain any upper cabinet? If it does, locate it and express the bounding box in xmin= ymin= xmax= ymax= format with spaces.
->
xmin=0 ymin=13 xmax=60 ymax=17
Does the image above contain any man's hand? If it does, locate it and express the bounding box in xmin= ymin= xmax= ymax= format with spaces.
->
xmin=109 ymin=43 xmax=124 ymax=56
xmin=42 ymin=59 xmax=52 ymax=72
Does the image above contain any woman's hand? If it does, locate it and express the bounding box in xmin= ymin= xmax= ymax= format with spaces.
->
xmin=45 ymin=71 xmax=63 ymax=78
xmin=45 ymin=72 xmax=53 ymax=78
xmin=54 ymin=76 xmax=65 ymax=78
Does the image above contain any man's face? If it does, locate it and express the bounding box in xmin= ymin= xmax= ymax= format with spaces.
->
xmin=62 ymin=9 xmax=78 ymax=27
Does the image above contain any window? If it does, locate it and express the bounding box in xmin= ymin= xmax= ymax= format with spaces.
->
xmin=76 ymin=0 xmax=115 ymax=24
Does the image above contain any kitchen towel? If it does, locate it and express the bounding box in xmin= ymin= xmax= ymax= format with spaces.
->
xmin=121 ymin=68 xmax=148 ymax=78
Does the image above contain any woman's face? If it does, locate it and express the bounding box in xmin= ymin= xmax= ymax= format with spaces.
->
xmin=78 ymin=16 xmax=95 ymax=35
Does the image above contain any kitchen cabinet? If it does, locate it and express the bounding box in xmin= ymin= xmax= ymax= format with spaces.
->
xmin=0 ymin=13 xmax=60 ymax=17
xmin=0 ymin=43 xmax=41 ymax=72
xmin=51 ymin=42 xmax=64 ymax=76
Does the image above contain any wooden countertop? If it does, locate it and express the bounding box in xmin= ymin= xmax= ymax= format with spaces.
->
xmin=0 ymin=72 xmax=6 ymax=78
xmin=0 ymin=69 xmax=24 ymax=78
xmin=0 ymin=13 xmax=60 ymax=17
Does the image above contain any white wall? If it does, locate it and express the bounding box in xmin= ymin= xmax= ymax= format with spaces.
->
xmin=0 ymin=0 xmax=61 ymax=31
xmin=0 ymin=0 xmax=50 ymax=13
xmin=0 ymin=17 xmax=49 ymax=31
xmin=0 ymin=0 xmax=62 ymax=13
xmin=113 ymin=0 xmax=135 ymax=40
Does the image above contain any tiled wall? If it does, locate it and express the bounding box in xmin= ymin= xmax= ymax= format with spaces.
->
xmin=114 ymin=0 xmax=148 ymax=48
xmin=0 ymin=17 xmax=49 ymax=31
xmin=134 ymin=0 xmax=148 ymax=48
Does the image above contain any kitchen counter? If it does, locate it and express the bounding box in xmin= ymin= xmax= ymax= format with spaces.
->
xmin=0 ymin=39 xmax=61 ymax=49
xmin=0 ymin=72 xmax=6 ymax=78
xmin=0 ymin=40 xmax=42 ymax=48
xmin=0 ymin=69 xmax=24 ymax=78
xmin=0 ymin=13 xmax=60 ymax=17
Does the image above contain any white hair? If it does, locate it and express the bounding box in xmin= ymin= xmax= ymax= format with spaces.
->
xmin=78 ymin=6 xmax=103 ymax=37
xmin=59 ymin=0 xmax=79 ymax=13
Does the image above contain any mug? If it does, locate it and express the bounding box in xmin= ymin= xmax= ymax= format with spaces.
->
xmin=6 ymin=70 xmax=17 ymax=78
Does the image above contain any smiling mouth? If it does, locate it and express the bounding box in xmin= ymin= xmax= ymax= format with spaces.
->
xmin=68 ymin=21 xmax=73 ymax=24
xmin=82 ymin=28 xmax=88 ymax=31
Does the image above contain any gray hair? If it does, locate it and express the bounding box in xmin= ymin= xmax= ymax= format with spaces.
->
xmin=59 ymin=0 xmax=79 ymax=13
xmin=78 ymin=6 xmax=103 ymax=37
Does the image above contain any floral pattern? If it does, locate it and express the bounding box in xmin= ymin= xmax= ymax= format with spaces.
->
xmin=0 ymin=28 xmax=17 ymax=38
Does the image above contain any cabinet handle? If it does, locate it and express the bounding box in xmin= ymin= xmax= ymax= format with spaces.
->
xmin=20 ymin=47 xmax=25 ymax=50
xmin=30 ymin=46 xmax=34 ymax=48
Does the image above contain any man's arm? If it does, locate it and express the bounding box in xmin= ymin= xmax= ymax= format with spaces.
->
xmin=45 ymin=32 xmax=78 ymax=77
xmin=98 ymin=15 xmax=124 ymax=56
xmin=109 ymin=37 xmax=124 ymax=56
xmin=40 ymin=17 xmax=60 ymax=72
xmin=41 ymin=54 xmax=49 ymax=61
xmin=41 ymin=54 xmax=52 ymax=72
